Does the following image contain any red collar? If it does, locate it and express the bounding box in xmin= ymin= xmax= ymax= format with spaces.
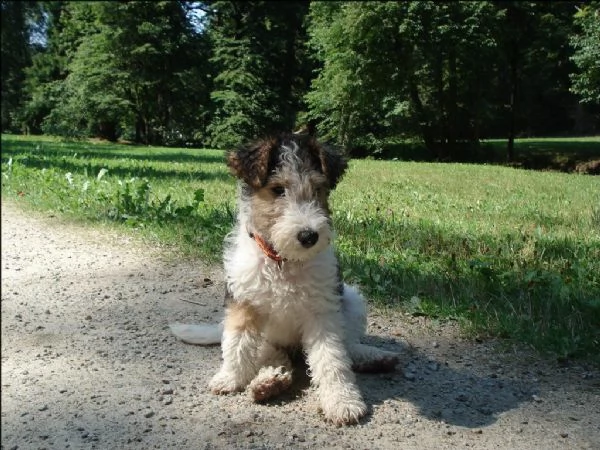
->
xmin=249 ymin=232 xmax=285 ymax=266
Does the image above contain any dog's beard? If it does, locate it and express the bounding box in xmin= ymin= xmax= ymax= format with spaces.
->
xmin=269 ymin=201 xmax=332 ymax=262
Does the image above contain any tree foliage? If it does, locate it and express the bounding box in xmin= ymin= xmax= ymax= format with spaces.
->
xmin=206 ymin=1 xmax=310 ymax=148
xmin=1 ymin=1 xmax=41 ymax=131
xmin=2 ymin=1 xmax=597 ymax=152
xmin=43 ymin=1 xmax=209 ymax=144
xmin=306 ymin=1 xmax=592 ymax=156
xmin=570 ymin=2 xmax=600 ymax=104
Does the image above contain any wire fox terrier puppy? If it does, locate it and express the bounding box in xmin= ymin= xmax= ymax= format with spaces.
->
xmin=171 ymin=133 xmax=399 ymax=425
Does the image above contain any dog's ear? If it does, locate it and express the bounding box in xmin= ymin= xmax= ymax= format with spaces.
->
xmin=227 ymin=138 xmax=279 ymax=188
xmin=309 ymin=139 xmax=348 ymax=190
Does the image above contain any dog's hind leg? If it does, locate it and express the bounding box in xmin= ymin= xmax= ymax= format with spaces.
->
xmin=248 ymin=345 xmax=293 ymax=402
xmin=342 ymin=284 xmax=399 ymax=373
xmin=209 ymin=303 xmax=264 ymax=395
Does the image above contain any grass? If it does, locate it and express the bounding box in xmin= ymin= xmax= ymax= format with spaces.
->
xmin=2 ymin=133 xmax=599 ymax=361
xmin=0 ymin=134 xmax=236 ymax=259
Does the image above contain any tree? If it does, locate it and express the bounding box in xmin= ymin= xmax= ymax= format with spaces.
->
xmin=570 ymin=2 xmax=600 ymax=104
xmin=16 ymin=2 xmax=77 ymax=134
xmin=20 ymin=1 xmax=211 ymax=144
xmin=205 ymin=1 xmax=310 ymax=148
xmin=86 ymin=0 xmax=210 ymax=144
xmin=1 ymin=1 xmax=41 ymax=131
xmin=306 ymin=1 xmax=500 ymax=157
xmin=493 ymin=2 xmax=581 ymax=160
xmin=9 ymin=0 xmax=594 ymax=152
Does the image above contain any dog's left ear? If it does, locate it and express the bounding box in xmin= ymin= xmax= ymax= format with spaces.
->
xmin=310 ymin=140 xmax=348 ymax=190
xmin=227 ymin=138 xmax=279 ymax=188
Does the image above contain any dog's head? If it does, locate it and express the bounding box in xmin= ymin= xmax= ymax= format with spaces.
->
xmin=227 ymin=133 xmax=348 ymax=262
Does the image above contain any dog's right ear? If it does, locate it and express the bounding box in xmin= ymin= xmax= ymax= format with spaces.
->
xmin=227 ymin=138 xmax=279 ymax=188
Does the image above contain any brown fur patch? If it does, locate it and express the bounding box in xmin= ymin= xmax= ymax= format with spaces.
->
xmin=249 ymin=368 xmax=293 ymax=403
xmin=225 ymin=302 xmax=264 ymax=334
xmin=249 ymin=185 xmax=284 ymax=242
xmin=227 ymin=138 xmax=278 ymax=188
xmin=304 ymin=137 xmax=348 ymax=189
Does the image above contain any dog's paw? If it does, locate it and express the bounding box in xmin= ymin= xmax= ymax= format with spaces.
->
xmin=248 ymin=366 xmax=293 ymax=402
xmin=209 ymin=371 xmax=245 ymax=395
xmin=319 ymin=392 xmax=367 ymax=426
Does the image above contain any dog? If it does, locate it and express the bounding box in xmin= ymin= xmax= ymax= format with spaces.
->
xmin=171 ymin=133 xmax=399 ymax=425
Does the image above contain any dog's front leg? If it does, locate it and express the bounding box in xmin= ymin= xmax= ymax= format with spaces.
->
xmin=302 ymin=314 xmax=367 ymax=425
xmin=209 ymin=302 xmax=263 ymax=394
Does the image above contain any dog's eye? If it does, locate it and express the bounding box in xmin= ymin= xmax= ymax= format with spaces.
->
xmin=271 ymin=186 xmax=285 ymax=197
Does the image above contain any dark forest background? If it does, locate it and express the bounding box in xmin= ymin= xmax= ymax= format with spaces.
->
xmin=2 ymin=1 xmax=599 ymax=158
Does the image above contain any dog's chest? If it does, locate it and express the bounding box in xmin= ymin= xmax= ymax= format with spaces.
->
xmin=225 ymin=246 xmax=340 ymax=313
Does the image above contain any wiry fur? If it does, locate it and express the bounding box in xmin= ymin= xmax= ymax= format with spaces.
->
xmin=171 ymin=133 xmax=398 ymax=425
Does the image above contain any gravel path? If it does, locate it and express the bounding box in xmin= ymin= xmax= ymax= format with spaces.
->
xmin=2 ymin=200 xmax=599 ymax=450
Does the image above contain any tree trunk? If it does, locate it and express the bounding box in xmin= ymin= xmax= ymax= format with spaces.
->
xmin=135 ymin=118 xmax=142 ymax=143
xmin=507 ymin=45 xmax=518 ymax=162
xmin=447 ymin=47 xmax=458 ymax=158
xmin=409 ymin=79 xmax=435 ymax=153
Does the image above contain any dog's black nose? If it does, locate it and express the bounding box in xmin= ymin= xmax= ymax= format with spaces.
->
xmin=297 ymin=229 xmax=319 ymax=248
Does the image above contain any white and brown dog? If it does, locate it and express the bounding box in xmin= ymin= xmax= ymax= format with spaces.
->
xmin=171 ymin=133 xmax=398 ymax=425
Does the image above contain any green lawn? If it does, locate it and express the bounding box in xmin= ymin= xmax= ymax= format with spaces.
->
xmin=2 ymin=134 xmax=599 ymax=360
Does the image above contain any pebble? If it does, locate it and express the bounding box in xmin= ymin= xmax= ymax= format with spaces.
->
xmin=455 ymin=393 xmax=469 ymax=402
xmin=427 ymin=361 xmax=440 ymax=371
xmin=403 ymin=370 xmax=416 ymax=381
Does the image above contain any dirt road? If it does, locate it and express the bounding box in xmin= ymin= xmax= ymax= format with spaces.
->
xmin=1 ymin=200 xmax=598 ymax=449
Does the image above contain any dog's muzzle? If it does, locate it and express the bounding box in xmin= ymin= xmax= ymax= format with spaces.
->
xmin=297 ymin=229 xmax=319 ymax=248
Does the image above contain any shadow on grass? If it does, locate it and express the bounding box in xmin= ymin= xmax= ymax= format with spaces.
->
xmin=1 ymin=140 xmax=231 ymax=182
xmin=5 ymin=153 xmax=232 ymax=182
xmin=1 ymin=138 xmax=226 ymax=165
xmin=355 ymin=139 xmax=600 ymax=174
xmin=335 ymin=216 xmax=600 ymax=360
xmin=481 ymin=140 xmax=600 ymax=173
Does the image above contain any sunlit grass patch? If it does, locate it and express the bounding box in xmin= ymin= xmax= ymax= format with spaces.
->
xmin=2 ymin=134 xmax=599 ymax=360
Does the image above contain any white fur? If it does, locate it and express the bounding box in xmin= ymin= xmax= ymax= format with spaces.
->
xmin=173 ymin=218 xmax=398 ymax=424
xmin=270 ymin=200 xmax=332 ymax=261
xmin=216 ymin=223 xmax=371 ymax=423
xmin=171 ymin=138 xmax=398 ymax=425
xmin=169 ymin=323 xmax=223 ymax=345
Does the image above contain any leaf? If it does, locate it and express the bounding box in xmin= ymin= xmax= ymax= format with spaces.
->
xmin=97 ymin=168 xmax=108 ymax=181
xmin=193 ymin=188 xmax=205 ymax=204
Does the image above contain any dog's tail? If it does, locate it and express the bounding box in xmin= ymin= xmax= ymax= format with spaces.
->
xmin=169 ymin=323 xmax=223 ymax=345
